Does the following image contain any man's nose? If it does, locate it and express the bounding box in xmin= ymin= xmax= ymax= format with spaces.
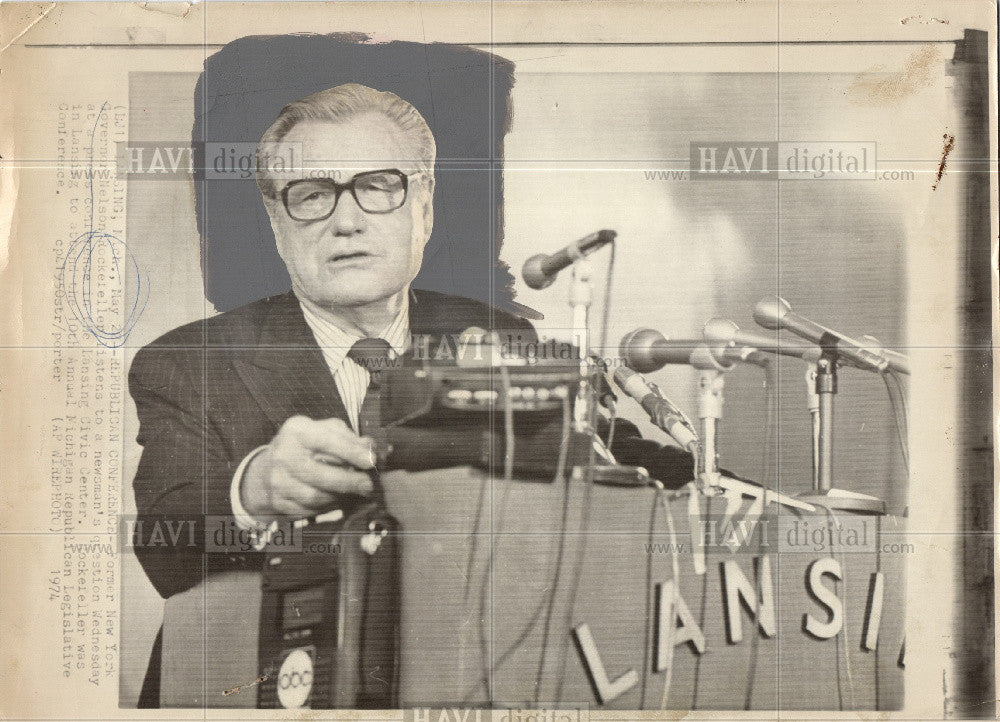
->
xmin=326 ymin=189 xmax=367 ymax=235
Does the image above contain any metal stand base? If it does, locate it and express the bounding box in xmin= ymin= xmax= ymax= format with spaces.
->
xmin=798 ymin=489 xmax=886 ymax=515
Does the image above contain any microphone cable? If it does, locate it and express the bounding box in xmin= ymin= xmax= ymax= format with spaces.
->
xmin=596 ymin=244 xmax=619 ymax=451
xmin=462 ymin=390 xmax=573 ymax=704
xmin=689 ymin=492 xmax=712 ymax=709
xmin=657 ymin=488 xmax=683 ymax=710
xmin=462 ymin=365 xmax=520 ymax=705
xmin=532 ymin=391 xmax=575 ymax=704
xmin=873 ymin=513 xmax=884 ymax=709
xmin=478 ymin=365 xmax=518 ymax=704
xmin=550 ymin=390 xmax=601 ymax=704
xmin=823 ymin=504 xmax=856 ymax=711
xmin=744 ymin=354 xmax=776 ymax=709
xmin=881 ymin=370 xmax=909 ymax=475
xmin=605 ymin=403 xmax=619 ymax=451
xmin=597 ymin=241 xmax=617 ymax=364
xmin=638 ymin=483 xmax=660 ymax=708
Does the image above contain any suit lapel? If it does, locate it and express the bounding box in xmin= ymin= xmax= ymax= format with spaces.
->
xmin=233 ymin=293 xmax=350 ymax=430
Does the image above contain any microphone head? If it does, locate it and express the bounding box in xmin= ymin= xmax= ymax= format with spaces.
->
xmin=753 ymin=297 xmax=792 ymax=331
xmin=619 ymin=328 xmax=668 ymax=373
xmin=522 ymin=254 xmax=555 ymax=290
xmin=703 ymin=317 xmax=740 ymax=345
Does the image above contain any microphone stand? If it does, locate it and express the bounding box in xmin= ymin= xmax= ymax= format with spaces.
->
xmin=684 ymin=345 xmax=736 ymax=479
xmin=685 ymin=349 xmax=815 ymax=572
xmin=805 ymin=364 xmax=820 ymax=489
xmin=560 ymin=241 xmax=652 ymax=488
xmin=569 ymin=259 xmax=594 ymax=433
xmin=797 ymin=349 xmax=886 ymax=514
xmin=696 ymin=366 xmax=725 ymax=477
xmin=692 ymin=357 xmax=815 ymax=515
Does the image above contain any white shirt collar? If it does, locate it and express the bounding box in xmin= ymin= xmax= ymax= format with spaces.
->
xmin=299 ymin=293 xmax=411 ymax=371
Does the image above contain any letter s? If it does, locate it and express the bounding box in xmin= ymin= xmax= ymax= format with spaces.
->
xmin=803 ymin=557 xmax=843 ymax=639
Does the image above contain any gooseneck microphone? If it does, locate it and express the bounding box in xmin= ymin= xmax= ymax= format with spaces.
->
xmin=753 ymin=297 xmax=909 ymax=374
xmin=612 ymin=366 xmax=698 ymax=451
xmin=619 ymin=328 xmax=701 ymax=373
xmin=521 ymin=229 xmax=617 ymax=290
xmin=704 ymin=318 xmax=816 ymax=360
xmin=620 ymin=328 xmax=762 ymax=372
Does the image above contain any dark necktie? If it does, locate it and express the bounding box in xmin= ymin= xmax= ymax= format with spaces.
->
xmin=347 ymin=338 xmax=393 ymax=506
xmin=346 ymin=337 xmax=393 ymax=437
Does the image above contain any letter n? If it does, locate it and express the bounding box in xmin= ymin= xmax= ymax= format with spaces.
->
xmin=721 ymin=556 xmax=776 ymax=643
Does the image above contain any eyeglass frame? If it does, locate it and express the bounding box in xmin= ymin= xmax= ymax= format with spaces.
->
xmin=278 ymin=168 xmax=426 ymax=222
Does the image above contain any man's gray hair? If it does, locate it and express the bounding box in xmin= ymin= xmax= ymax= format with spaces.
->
xmin=255 ymin=83 xmax=436 ymax=198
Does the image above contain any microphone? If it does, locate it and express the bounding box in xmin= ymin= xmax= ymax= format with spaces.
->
xmin=612 ymin=366 xmax=698 ymax=451
xmin=706 ymin=317 xmax=911 ymax=374
xmin=753 ymin=298 xmax=895 ymax=373
xmin=620 ymin=328 xmax=737 ymax=372
xmin=522 ymin=229 xmax=617 ymax=290
xmin=704 ymin=318 xmax=818 ymax=361
xmin=620 ymin=328 xmax=698 ymax=372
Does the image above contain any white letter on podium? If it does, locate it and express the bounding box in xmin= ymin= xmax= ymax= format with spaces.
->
xmin=573 ymin=623 xmax=639 ymax=704
xmin=804 ymin=557 xmax=843 ymax=639
xmin=722 ymin=556 xmax=776 ymax=643
xmin=655 ymin=581 xmax=706 ymax=670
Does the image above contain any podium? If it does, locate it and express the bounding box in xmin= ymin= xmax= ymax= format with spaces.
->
xmin=160 ymin=466 xmax=904 ymax=710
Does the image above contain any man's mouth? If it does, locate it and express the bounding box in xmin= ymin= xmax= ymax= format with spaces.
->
xmin=327 ymin=251 xmax=371 ymax=263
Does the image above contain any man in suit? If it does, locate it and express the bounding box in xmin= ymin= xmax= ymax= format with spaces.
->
xmin=129 ymin=83 xmax=693 ymax=705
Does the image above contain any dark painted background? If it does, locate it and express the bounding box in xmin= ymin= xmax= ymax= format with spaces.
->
xmin=192 ymin=35 xmax=518 ymax=312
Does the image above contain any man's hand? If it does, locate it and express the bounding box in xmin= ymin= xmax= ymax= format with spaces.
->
xmin=242 ymin=416 xmax=376 ymax=522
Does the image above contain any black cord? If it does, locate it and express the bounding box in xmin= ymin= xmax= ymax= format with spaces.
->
xmin=689 ymin=494 xmax=712 ymax=709
xmin=463 ymin=478 xmax=489 ymax=604
xmin=460 ymin=398 xmax=571 ymax=703
xmin=638 ymin=484 xmax=662 ymax=708
xmin=874 ymin=514 xmax=883 ymax=709
xmin=882 ymin=371 xmax=910 ymax=474
xmin=657 ymin=490 xmax=683 ymax=709
xmin=605 ymin=405 xmax=618 ymax=450
xmin=532 ymin=394 xmax=574 ymax=704
xmin=597 ymin=241 xmax=617 ymax=355
xmin=479 ymin=367 xmax=517 ymax=704
xmin=552 ymin=393 xmax=600 ymax=704
xmin=743 ymin=356 xmax=776 ymax=709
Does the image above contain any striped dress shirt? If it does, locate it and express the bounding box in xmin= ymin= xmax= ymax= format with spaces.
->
xmin=299 ymin=297 xmax=410 ymax=432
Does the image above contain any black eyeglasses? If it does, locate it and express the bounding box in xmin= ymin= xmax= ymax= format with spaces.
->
xmin=280 ymin=169 xmax=418 ymax=221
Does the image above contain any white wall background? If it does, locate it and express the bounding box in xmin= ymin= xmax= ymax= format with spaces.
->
xmin=120 ymin=42 xmax=960 ymax=706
